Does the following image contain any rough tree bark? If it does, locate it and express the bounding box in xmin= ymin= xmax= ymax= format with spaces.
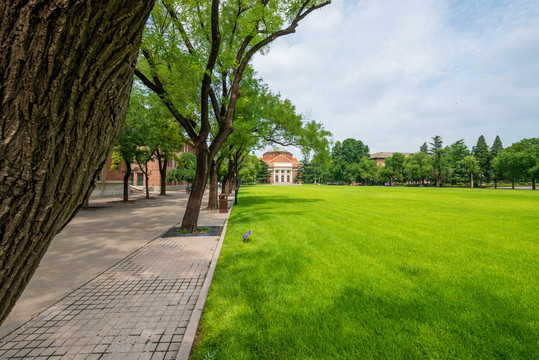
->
xmin=181 ymin=143 xmax=210 ymax=228
xmin=0 ymin=1 xmax=155 ymax=324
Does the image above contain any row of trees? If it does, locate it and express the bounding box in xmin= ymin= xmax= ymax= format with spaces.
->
xmin=298 ymin=136 xmax=539 ymax=189
xmin=0 ymin=0 xmax=332 ymax=323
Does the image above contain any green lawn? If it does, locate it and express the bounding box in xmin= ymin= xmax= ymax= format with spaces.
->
xmin=191 ymin=186 xmax=539 ymax=359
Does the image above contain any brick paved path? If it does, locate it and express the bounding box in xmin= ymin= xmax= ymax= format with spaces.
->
xmin=0 ymin=209 xmax=229 ymax=360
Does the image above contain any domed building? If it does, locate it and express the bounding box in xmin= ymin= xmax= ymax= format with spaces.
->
xmin=261 ymin=147 xmax=300 ymax=184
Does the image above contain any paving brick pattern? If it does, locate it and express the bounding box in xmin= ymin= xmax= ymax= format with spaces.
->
xmin=0 ymin=211 xmax=227 ymax=360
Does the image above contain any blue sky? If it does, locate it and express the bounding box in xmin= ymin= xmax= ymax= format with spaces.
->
xmin=252 ymin=0 xmax=539 ymax=158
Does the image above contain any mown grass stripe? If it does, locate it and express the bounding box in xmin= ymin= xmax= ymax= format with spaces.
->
xmin=192 ymin=186 xmax=538 ymax=360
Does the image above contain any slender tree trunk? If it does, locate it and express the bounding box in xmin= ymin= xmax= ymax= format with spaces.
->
xmin=123 ymin=162 xmax=132 ymax=202
xmin=533 ymin=179 xmax=536 ymax=190
xmin=181 ymin=145 xmax=210 ymax=232
xmin=207 ymin=159 xmax=221 ymax=210
xmin=230 ymin=172 xmax=237 ymax=192
xmin=145 ymin=172 xmax=150 ymax=199
xmin=221 ymin=175 xmax=229 ymax=195
xmin=511 ymin=179 xmax=515 ymax=189
xmin=223 ymin=158 xmax=234 ymax=195
xmin=0 ymin=1 xmax=155 ymax=324
xmin=157 ymin=156 xmax=167 ymax=196
xmin=470 ymin=173 xmax=474 ymax=189
xmin=494 ymin=178 xmax=498 ymax=189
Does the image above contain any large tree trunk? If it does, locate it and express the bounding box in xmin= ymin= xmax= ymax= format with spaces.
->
xmin=511 ymin=179 xmax=515 ymax=189
xmin=181 ymin=145 xmax=210 ymax=232
xmin=494 ymin=178 xmax=498 ymax=189
xmin=123 ymin=161 xmax=132 ymax=202
xmin=0 ymin=1 xmax=155 ymax=324
xmin=207 ymin=159 xmax=221 ymax=210
xmin=470 ymin=173 xmax=474 ymax=189
xmin=533 ymin=179 xmax=536 ymax=190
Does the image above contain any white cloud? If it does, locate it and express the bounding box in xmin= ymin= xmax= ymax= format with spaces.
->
xmin=253 ymin=0 xmax=539 ymax=157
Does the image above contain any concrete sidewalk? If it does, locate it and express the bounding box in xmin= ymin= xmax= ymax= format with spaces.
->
xmin=0 ymin=191 xmax=231 ymax=359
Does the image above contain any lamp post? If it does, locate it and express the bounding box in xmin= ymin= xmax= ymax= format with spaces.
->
xmin=235 ymin=166 xmax=239 ymax=205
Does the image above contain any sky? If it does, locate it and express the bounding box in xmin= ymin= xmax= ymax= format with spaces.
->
xmin=252 ymin=0 xmax=539 ymax=159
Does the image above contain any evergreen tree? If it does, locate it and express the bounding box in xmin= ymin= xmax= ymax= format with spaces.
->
xmin=447 ymin=139 xmax=470 ymax=184
xmin=491 ymin=135 xmax=504 ymax=156
xmin=429 ymin=135 xmax=443 ymax=154
xmin=490 ymin=136 xmax=504 ymax=188
xmin=429 ymin=136 xmax=451 ymax=187
xmin=472 ymin=135 xmax=491 ymax=186
xmin=420 ymin=142 xmax=429 ymax=154
xmin=256 ymin=160 xmax=271 ymax=183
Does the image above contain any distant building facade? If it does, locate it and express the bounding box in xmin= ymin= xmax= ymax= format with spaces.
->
xmin=92 ymin=143 xmax=196 ymax=197
xmin=260 ymin=147 xmax=300 ymax=185
xmin=370 ymin=152 xmax=414 ymax=166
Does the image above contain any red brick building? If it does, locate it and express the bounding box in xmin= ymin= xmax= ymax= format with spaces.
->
xmin=260 ymin=147 xmax=300 ymax=185
xmin=370 ymin=152 xmax=413 ymax=166
xmin=92 ymin=143 xmax=195 ymax=197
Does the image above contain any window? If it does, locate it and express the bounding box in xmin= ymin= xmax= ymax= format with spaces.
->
xmin=287 ymin=175 xmax=290 ymax=182
xmin=137 ymin=173 xmax=144 ymax=186
xmin=129 ymin=174 xmax=134 ymax=185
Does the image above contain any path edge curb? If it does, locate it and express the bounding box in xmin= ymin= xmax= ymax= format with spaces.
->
xmin=176 ymin=207 xmax=231 ymax=360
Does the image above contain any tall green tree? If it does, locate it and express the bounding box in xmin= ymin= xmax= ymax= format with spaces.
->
xmin=385 ymin=153 xmax=406 ymax=186
xmin=331 ymin=138 xmax=370 ymax=183
xmin=0 ymin=1 xmax=156 ymax=323
xmin=404 ymin=152 xmax=433 ymax=186
xmin=420 ymin=142 xmax=429 ymax=154
xmin=111 ymin=122 xmax=141 ymax=202
xmin=135 ymin=0 xmax=331 ymax=232
xmin=509 ymin=138 xmax=539 ymax=189
xmin=256 ymin=160 xmax=271 ymax=183
xmin=472 ymin=135 xmax=491 ymax=187
xmin=351 ymin=157 xmax=378 ymax=185
xmin=490 ymin=135 xmax=504 ymax=188
xmin=167 ymin=153 xmax=197 ymax=184
xmin=493 ymin=150 xmax=525 ymax=189
xmin=429 ymin=135 xmax=443 ymax=154
xmin=127 ymin=87 xmax=186 ymax=196
xmin=447 ymin=139 xmax=469 ymax=184
xmin=430 ymin=136 xmax=451 ymax=187
xmin=239 ymin=155 xmax=259 ymax=183
xmin=463 ymin=156 xmax=479 ymax=188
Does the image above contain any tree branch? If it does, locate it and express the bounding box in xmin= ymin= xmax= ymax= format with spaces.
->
xmin=200 ymin=0 xmax=222 ymax=139
xmin=161 ymin=0 xmax=196 ymax=54
xmin=208 ymin=87 xmax=223 ymax=125
xmin=136 ymin=51 xmax=198 ymax=140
